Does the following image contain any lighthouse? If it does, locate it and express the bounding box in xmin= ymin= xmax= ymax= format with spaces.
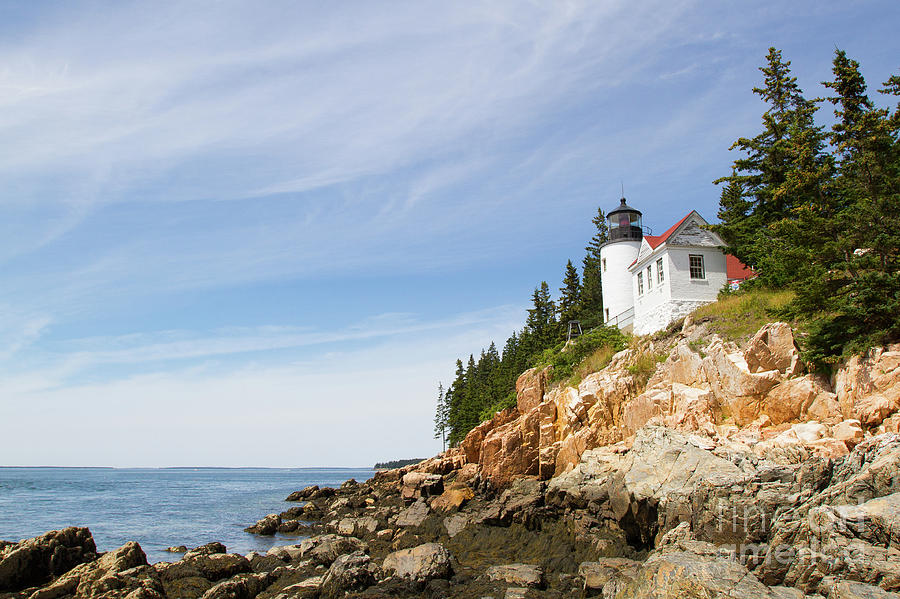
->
xmin=599 ymin=198 xmax=643 ymax=328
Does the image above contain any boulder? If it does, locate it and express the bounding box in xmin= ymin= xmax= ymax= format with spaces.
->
xmin=763 ymin=375 xmax=836 ymax=425
xmin=459 ymin=408 xmax=519 ymax=465
xmin=400 ymin=472 xmax=443 ymax=502
xmin=297 ymin=534 xmax=367 ymax=566
xmin=479 ymin=416 xmax=540 ymax=488
xmin=244 ymin=514 xmax=280 ymax=536
xmin=319 ymin=551 xmax=377 ymax=599
xmin=199 ymin=572 xmax=276 ymax=599
xmin=835 ymin=348 xmax=900 ymax=426
xmin=429 ymin=484 xmax=474 ymax=513
xmin=624 ymin=547 xmax=780 ymax=598
xmin=485 ymin=564 xmax=544 ymax=588
xmin=189 ymin=553 xmax=252 ymax=581
xmin=577 ymin=558 xmax=641 ymax=595
xmin=31 ymin=541 xmax=153 ymax=599
xmin=654 ymin=340 xmax=706 ymax=386
xmin=247 ymin=553 xmax=285 ymax=573
xmin=702 ymin=339 xmax=782 ymax=425
xmin=516 ymin=367 xmax=548 ymax=414
xmin=443 ymin=514 xmax=470 ymax=538
xmin=0 ymin=527 xmax=97 ymax=592
xmin=285 ymin=485 xmax=319 ymax=501
xmin=382 ymin=543 xmax=452 ymax=583
xmin=395 ymin=499 xmax=430 ymax=528
xmin=184 ymin=543 xmax=227 ymax=558
xmin=832 ymin=419 xmax=865 ymax=448
xmin=745 ymin=322 xmax=801 ymax=375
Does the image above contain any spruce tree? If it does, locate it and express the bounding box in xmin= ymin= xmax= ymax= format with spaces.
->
xmin=558 ymin=259 xmax=582 ymax=329
xmin=446 ymin=359 xmax=466 ymax=446
xmin=526 ymin=282 xmax=557 ymax=348
xmin=432 ymin=383 xmax=448 ymax=451
xmin=714 ymin=47 xmax=830 ymax=286
xmin=581 ymin=207 xmax=608 ymax=325
xmin=791 ymin=51 xmax=900 ymax=359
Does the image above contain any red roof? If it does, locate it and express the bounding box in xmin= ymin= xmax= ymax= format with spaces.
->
xmin=645 ymin=212 xmax=692 ymax=249
xmin=626 ymin=211 xmax=754 ymax=279
xmin=727 ymin=254 xmax=755 ymax=281
xmin=628 ymin=212 xmax=693 ymax=267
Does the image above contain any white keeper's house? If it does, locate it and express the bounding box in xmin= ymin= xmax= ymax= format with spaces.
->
xmin=599 ymin=198 xmax=754 ymax=336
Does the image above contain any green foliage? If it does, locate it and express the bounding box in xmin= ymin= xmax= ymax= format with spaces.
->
xmin=557 ymin=260 xmax=582 ymax=326
xmin=715 ymin=47 xmax=900 ymax=362
xmin=692 ymin=287 xmax=795 ymax=342
xmin=625 ymin=350 xmax=668 ymax=390
xmin=439 ymin=204 xmax=617 ymax=445
xmin=478 ymin=391 xmax=518 ymax=422
xmin=580 ymin=208 xmax=609 ymax=328
xmin=714 ymin=47 xmax=832 ymax=288
xmin=534 ymin=327 xmax=627 ymax=384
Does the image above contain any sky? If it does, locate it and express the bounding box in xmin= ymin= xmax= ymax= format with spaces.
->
xmin=1 ymin=1 xmax=898 ymax=467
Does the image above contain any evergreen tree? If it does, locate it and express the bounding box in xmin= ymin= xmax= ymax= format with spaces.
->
xmin=714 ymin=47 xmax=830 ymax=286
xmin=557 ymin=260 xmax=582 ymax=329
xmin=432 ymin=383 xmax=448 ymax=451
xmin=789 ymin=51 xmax=900 ymax=359
xmin=581 ymin=207 xmax=608 ymax=325
xmin=526 ymin=282 xmax=557 ymax=347
xmin=446 ymin=359 xmax=466 ymax=446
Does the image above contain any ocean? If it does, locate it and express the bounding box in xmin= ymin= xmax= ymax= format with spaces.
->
xmin=0 ymin=467 xmax=375 ymax=563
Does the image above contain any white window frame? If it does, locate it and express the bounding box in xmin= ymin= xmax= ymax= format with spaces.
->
xmin=637 ymin=271 xmax=644 ymax=295
xmin=657 ymin=258 xmax=664 ymax=284
xmin=646 ymin=266 xmax=652 ymax=290
xmin=689 ymin=254 xmax=706 ymax=280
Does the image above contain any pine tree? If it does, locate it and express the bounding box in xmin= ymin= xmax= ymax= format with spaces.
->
xmin=446 ymin=359 xmax=466 ymax=446
xmin=526 ymin=281 xmax=557 ymax=347
xmin=791 ymin=51 xmax=900 ymax=359
xmin=581 ymin=207 xmax=608 ymax=326
xmin=714 ymin=47 xmax=830 ymax=286
xmin=432 ymin=383 xmax=448 ymax=451
xmin=557 ymin=260 xmax=582 ymax=329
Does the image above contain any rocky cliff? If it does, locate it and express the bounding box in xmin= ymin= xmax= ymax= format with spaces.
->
xmin=413 ymin=320 xmax=900 ymax=489
xmin=3 ymin=321 xmax=899 ymax=599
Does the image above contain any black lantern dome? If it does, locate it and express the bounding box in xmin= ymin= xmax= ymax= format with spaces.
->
xmin=606 ymin=198 xmax=643 ymax=242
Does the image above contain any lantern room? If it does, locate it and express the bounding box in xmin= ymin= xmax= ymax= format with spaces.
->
xmin=607 ymin=198 xmax=643 ymax=242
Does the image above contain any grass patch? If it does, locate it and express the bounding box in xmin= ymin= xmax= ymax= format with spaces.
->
xmin=478 ymin=391 xmax=518 ymax=422
xmin=691 ymin=288 xmax=795 ymax=342
xmin=625 ymin=347 xmax=668 ymax=390
xmin=534 ymin=327 xmax=627 ymax=387
xmin=566 ymin=344 xmax=620 ymax=387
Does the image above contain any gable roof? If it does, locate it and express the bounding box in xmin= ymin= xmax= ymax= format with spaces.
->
xmin=628 ymin=211 xmax=700 ymax=268
xmin=643 ymin=211 xmax=694 ymax=250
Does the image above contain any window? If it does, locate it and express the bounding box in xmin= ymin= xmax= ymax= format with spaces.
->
xmin=604 ymin=308 xmax=609 ymax=321
xmin=646 ymin=266 xmax=652 ymax=290
xmin=602 ymin=258 xmax=607 ymax=272
xmin=637 ymin=272 xmax=644 ymax=295
xmin=657 ymin=258 xmax=664 ymax=283
xmin=689 ymin=254 xmax=705 ymax=279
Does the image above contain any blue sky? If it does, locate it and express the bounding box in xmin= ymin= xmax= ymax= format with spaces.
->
xmin=1 ymin=1 xmax=897 ymax=467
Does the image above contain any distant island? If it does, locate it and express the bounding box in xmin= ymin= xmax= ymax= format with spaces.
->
xmin=373 ymin=458 xmax=423 ymax=470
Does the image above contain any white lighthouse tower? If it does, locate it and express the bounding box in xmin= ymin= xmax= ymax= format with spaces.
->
xmin=600 ymin=198 xmax=643 ymax=330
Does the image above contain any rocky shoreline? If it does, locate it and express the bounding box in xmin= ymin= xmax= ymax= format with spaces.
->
xmin=2 ymin=321 xmax=899 ymax=598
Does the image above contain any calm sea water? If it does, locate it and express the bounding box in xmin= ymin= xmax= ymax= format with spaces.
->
xmin=0 ymin=467 xmax=374 ymax=563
